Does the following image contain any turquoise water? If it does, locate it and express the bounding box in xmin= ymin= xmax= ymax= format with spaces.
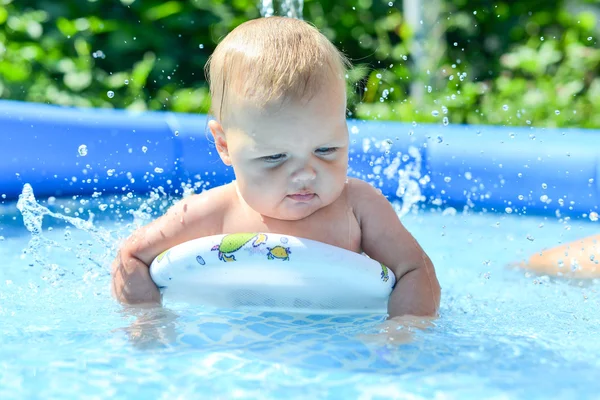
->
xmin=0 ymin=192 xmax=599 ymax=399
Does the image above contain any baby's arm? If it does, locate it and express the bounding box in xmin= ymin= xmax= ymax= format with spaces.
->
xmin=349 ymin=179 xmax=440 ymax=318
xmin=111 ymin=188 xmax=226 ymax=305
xmin=525 ymin=234 xmax=600 ymax=278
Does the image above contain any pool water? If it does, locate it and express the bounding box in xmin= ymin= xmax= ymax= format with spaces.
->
xmin=0 ymin=190 xmax=599 ymax=399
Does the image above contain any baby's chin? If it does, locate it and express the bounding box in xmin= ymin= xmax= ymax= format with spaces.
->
xmin=256 ymin=198 xmax=325 ymax=221
xmin=267 ymin=206 xmax=321 ymax=221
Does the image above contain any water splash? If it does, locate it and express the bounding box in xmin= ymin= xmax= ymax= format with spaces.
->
xmin=16 ymin=184 xmax=116 ymax=284
xmin=394 ymin=146 xmax=425 ymax=217
xmin=260 ymin=0 xmax=274 ymax=17
xmin=371 ymin=142 xmax=426 ymax=218
xmin=260 ymin=0 xmax=303 ymax=19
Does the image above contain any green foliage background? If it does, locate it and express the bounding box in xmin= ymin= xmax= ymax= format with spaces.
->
xmin=1 ymin=0 xmax=599 ymax=128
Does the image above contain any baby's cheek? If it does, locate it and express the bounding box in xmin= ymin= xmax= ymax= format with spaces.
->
xmin=245 ymin=181 xmax=279 ymax=205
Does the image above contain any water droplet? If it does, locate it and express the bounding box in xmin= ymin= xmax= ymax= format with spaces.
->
xmin=142 ymin=146 xmax=148 ymax=153
xmin=464 ymin=171 xmax=472 ymax=180
xmin=444 ymin=176 xmax=452 ymax=183
xmin=590 ymin=212 xmax=599 ymax=222
xmin=431 ymin=110 xmax=439 ymax=117
xmin=442 ymin=117 xmax=449 ymax=126
xmin=427 ymin=86 xmax=432 ymax=93
xmin=107 ymin=91 xmax=115 ymax=99
xmin=526 ymin=234 xmax=535 ymax=241
xmin=350 ymin=126 xmax=359 ymax=134
xmin=502 ymin=105 xmax=509 ymax=111
xmin=107 ymin=169 xmax=116 ymax=177
xmin=99 ymin=204 xmax=108 ymax=211
xmin=542 ymin=183 xmax=548 ymax=189
xmin=174 ymin=130 xmax=179 ymax=136
xmin=505 ymin=207 xmax=513 ymax=214
xmin=199 ymin=44 xmax=204 ymax=49
xmin=154 ymin=167 xmax=164 ymax=173
xmin=78 ymin=145 xmax=88 ymax=156
xmin=376 ymin=73 xmax=382 ymax=79
xmin=92 ymin=50 xmax=105 ymax=59
xmin=518 ymin=194 xmax=524 ymax=200
xmin=588 ymin=37 xmax=593 ymax=41
xmin=555 ymin=110 xmax=560 ymax=115
xmin=124 ymin=79 xmax=129 ymax=85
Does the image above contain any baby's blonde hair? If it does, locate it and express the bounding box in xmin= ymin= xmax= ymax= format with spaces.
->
xmin=205 ymin=17 xmax=350 ymax=126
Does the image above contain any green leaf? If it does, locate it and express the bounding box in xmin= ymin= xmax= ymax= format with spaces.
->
xmin=64 ymin=70 xmax=92 ymax=91
xmin=130 ymin=52 xmax=156 ymax=90
xmin=144 ymin=1 xmax=184 ymax=21
xmin=56 ymin=17 xmax=76 ymax=37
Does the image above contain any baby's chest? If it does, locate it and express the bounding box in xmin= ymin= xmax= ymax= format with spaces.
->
xmin=225 ymin=208 xmax=362 ymax=253
xmin=292 ymin=215 xmax=361 ymax=253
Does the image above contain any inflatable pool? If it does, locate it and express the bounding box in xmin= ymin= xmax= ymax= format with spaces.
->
xmin=1 ymin=100 xmax=598 ymax=218
xmin=1 ymin=99 xmax=600 ymax=399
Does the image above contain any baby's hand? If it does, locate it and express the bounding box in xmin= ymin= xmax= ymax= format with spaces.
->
xmin=358 ymin=315 xmax=437 ymax=346
xmin=110 ymin=191 xmax=220 ymax=305
xmin=111 ymin=247 xmax=161 ymax=305
xmin=117 ymin=306 xmax=178 ymax=349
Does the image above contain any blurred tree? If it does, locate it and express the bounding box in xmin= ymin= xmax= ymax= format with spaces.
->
xmin=0 ymin=0 xmax=598 ymax=127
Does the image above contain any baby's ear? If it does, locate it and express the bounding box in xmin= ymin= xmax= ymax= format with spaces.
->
xmin=208 ymin=120 xmax=232 ymax=166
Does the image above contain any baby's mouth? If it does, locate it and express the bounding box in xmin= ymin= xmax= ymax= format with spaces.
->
xmin=287 ymin=192 xmax=315 ymax=202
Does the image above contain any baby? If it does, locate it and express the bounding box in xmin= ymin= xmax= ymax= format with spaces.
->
xmin=111 ymin=17 xmax=441 ymax=318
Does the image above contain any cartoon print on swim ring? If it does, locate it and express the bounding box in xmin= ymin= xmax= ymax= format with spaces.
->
xmin=380 ymin=263 xmax=390 ymax=282
xmin=155 ymin=249 xmax=170 ymax=263
xmin=211 ymin=233 xmax=268 ymax=262
xmin=266 ymin=246 xmax=291 ymax=261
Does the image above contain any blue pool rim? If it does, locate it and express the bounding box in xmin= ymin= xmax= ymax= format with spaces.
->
xmin=1 ymin=100 xmax=598 ymax=217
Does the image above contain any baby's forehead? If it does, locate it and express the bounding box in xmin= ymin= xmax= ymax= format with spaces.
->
xmin=236 ymin=121 xmax=347 ymax=151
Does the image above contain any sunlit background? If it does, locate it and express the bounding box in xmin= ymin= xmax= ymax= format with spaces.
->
xmin=1 ymin=1 xmax=599 ymax=399
xmin=1 ymin=0 xmax=599 ymax=127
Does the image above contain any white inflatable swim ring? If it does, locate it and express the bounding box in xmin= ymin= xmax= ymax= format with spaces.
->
xmin=149 ymin=233 xmax=395 ymax=313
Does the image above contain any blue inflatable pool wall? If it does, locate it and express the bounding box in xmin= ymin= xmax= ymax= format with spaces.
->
xmin=1 ymin=100 xmax=598 ymax=217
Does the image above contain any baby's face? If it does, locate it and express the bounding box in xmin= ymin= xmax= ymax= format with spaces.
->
xmin=221 ymin=84 xmax=349 ymax=221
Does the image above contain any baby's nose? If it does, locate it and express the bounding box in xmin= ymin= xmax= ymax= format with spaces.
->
xmin=291 ymin=164 xmax=316 ymax=182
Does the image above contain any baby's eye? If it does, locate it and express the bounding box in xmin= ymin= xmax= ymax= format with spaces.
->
xmin=261 ymin=153 xmax=287 ymax=163
xmin=315 ymin=147 xmax=338 ymax=155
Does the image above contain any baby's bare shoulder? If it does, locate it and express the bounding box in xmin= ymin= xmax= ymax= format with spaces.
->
xmin=345 ymin=178 xmax=393 ymax=222
xmin=168 ymin=183 xmax=234 ymax=225
xmin=346 ymin=178 xmax=386 ymax=203
xmin=128 ymin=184 xmax=236 ymax=263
